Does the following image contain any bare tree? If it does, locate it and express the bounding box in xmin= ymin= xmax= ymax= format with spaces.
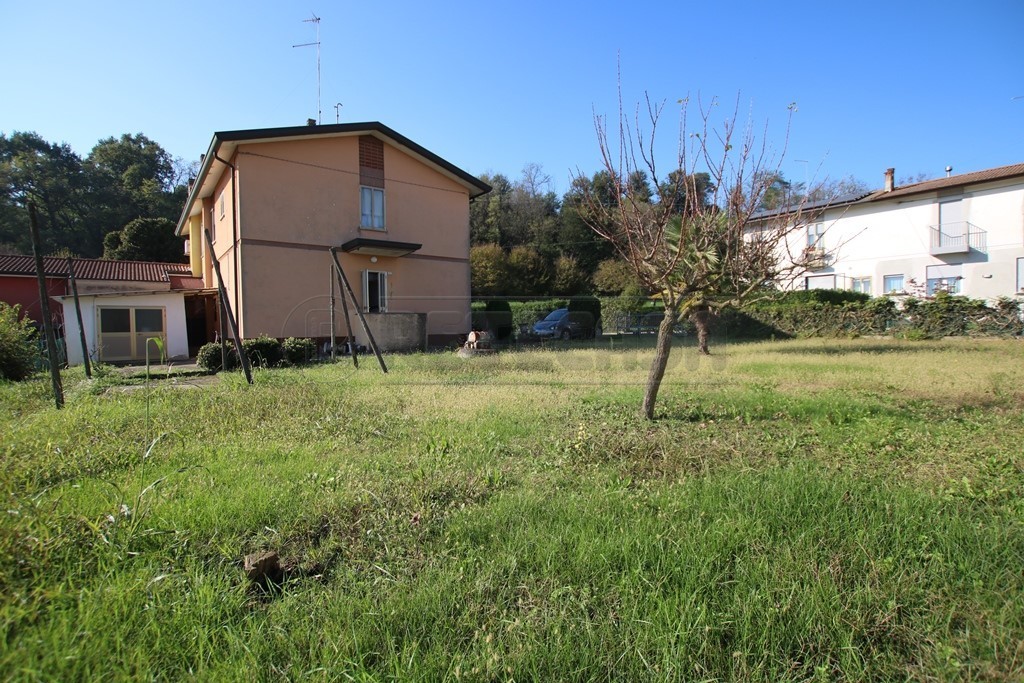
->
xmin=577 ymin=92 xmax=817 ymax=420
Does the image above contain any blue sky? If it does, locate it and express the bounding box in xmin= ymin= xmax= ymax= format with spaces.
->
xmin=3 ymin=1 xmax=1022 ymax=195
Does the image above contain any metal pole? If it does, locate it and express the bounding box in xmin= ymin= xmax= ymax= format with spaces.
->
xmin=66 ymin=258 xmax=92 ymax=379
xmin=27 ymin=203 xmax=64 ymax=409
xmin=204 ymin=228 xmax=252 ymax=384
xmin=329 ymin=248 xmax=386 ymax=373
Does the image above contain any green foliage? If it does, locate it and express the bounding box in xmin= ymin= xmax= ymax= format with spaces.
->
xmin=241 ymin=335 xmax=283 ymax=368
xmin=567 ymin=296 xmax=602 ymax=327
xmin=0 ymin=130 xmax=189 ymax=258
xmin=593 ymin=258 xmax=642 ymax=296
xmin=1 ymin=340 xmax=1023 ymax=680
xmin=102 ymin=217 xmax=186 ymax=263
xmin=469 ymin=244 xmax=508 ymax=297
xmin=506 ymin=246 xmax=551 ymax=297
xmin=0 ymin=303 xmax=38 ymax=381
xmin=282 ymin=337 xmax=317 ymax=366
xmin=483 ymin=300 xmax=514 ymax=341
xmin=195 ymin=341 xmax=238 ymax=373
xmin=551 ymin=255 xmax=589 ymax=296
xmin=740 ymin=291 xmax=1023 ymax=339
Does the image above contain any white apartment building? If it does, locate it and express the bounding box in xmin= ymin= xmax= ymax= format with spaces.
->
xmin=775 ymin=163 xmax=1024 ymax=301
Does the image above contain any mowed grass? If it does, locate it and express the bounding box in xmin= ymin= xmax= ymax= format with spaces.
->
xmin=1 ymin=337 xmax=1022 ymax=681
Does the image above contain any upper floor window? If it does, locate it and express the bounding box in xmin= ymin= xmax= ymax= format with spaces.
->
xmin=806 ymin=223 xmax=824 ymax=248
xmin=361 ymin=187 xmax=385 ymax=230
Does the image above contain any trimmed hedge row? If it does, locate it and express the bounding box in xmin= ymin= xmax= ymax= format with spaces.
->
xmin=197 ymin=336 xmax=320 ymax=373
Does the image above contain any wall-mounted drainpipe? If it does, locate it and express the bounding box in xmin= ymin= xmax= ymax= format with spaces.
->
xmin=214 ymin=153 xmax=241 ymax=337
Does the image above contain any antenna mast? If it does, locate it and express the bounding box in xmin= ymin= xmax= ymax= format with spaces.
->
xmin=292 ymin=13 xmax=322 ymax=124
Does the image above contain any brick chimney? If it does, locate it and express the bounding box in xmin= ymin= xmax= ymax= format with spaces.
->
xmin=884 ymin=168 xmax=895 ymax=192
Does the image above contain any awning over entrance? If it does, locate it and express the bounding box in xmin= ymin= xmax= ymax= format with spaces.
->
xmin=339 ymin=238 xmax=422 ymax=257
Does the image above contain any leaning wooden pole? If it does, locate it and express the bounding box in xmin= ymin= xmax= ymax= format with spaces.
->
xmin=27 ymin=203 xmax=64 ymax=409
xmin=329 ymin=248 xmax=386 ymax=373
xmin=66 ymin=258 xmax=92 ymax=379
xmin=203 ymin=229 xmax=252 ymax=384
xmin=329 ymin=267 xmax=337 ymax=361
xmin=332 ymin=261 xmax=359 ymax=369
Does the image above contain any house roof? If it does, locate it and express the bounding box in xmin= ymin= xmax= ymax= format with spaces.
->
xmin=176 ymin=122 xmax=493 ymax=235
xmin=863 ymin=162 xmax=1024 ymax=200
xmin=752 ymin=162 xmax=1024 ymax=220
xmin=0 ymin=254 xmax=191 ymax=282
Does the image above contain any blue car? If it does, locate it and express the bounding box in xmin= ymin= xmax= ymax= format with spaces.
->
xmin=532 ymin=308 xmax=599 ymax=340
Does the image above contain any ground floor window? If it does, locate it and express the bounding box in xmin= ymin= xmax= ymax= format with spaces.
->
xmin=1017 ymin=258 xmax=1024 ymax=293
xmin=926 ymin=264 xmax=962 ymax=296
xmin=362 ymin=270 xmax=388 ymax=313
xmin=805 ymin=274 xmax=836 ymax=290
xmin=883 ymin=274 xmax=904 ymax=294
xmin=851 ymin=277 xmax=871 ymax=294
xmin=97 ymin=306 xmax=166 ymax=361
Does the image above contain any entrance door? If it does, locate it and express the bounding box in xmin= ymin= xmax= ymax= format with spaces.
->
xmin=98 ymin=306 xmax=166 ymax=361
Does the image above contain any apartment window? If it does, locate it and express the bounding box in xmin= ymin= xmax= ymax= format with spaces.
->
xmin=805 ymin=274 xmax=836 ymax=290
xmin=806 ymin=223 xmax=824 ymax=248
xmin=926 ymin=264 xmax=962 ymax=296
xmin=1017 ymin=258 xmax=1024 ymax=293
xmin=360 ymin=187 xmax=385 ymax=229
xmin=883 ymin=274 xmax=904 ymax=294
xmin=851 ymin=277 xmax=872 ymax=294
xmin=362 ymin=270 xmax=388 ymax=313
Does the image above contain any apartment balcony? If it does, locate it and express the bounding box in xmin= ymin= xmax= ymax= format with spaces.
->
xmin=929 ymin=222 xmax=987 ymax=256
xmin=800 ymin=246 xmax=830 ymax=270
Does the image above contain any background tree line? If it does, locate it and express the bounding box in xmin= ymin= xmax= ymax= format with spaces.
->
xmin=0 ymin=131 xmax=195 ymax=262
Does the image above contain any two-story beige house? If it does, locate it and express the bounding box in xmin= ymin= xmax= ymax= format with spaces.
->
xmin=175 ymin=122 xmax=490 ymax=351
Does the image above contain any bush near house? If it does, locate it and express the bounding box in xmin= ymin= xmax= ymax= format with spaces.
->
xmin=282 ymin=337 xmax=317 ymax=366
xmin=735 ymin=290 xmax=1023 ymax=339
xmin=241 ymin=336 xmax=284 ymax=368
xmin=0 ymin=303 xmax=39 ymax=382
xmin=196 ymin=341 xmax=239 ymax=373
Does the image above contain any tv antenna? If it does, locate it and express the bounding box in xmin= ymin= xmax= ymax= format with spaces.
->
xmin=292 ymin=13 xmax=321 ymax=124
xmin=334 ymin=102 xmax=343 ymax=123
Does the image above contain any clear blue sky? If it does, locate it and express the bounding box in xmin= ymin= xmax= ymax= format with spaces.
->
xmin=3 ymin=0 xmax=1022 ymax=195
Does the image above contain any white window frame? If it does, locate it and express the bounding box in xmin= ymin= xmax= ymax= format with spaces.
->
xmin=926 ymin=264 xmax=962 ymax=296
xmin=805 ymin=274 xmax=836 ymax=290
xmin=360 ymin=186 xmax=385 ymax=230
xmin=851 ymin=277 xmax=871 ymax=294
xmin=806 ymin=223 xmax=824 ymax=248
xmin=362 ymin=270 xmax=388 ymax=313
xmin=883 ymin=274 xmax=904 ymax=294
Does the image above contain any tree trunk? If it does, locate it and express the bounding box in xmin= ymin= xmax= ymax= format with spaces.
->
xmin=690 ymin=307 xmax=712 ymax=355
xmin=641 ymin=305 xmax=677 ymax=420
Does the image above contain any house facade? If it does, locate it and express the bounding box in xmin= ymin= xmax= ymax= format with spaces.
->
xmin=779 ymin=163 xmax=1024 ymax=300
xmin=0 ymin=255 xmax=200 ymax=365
xmin=175 ymin=122 xmax=491 ymax=350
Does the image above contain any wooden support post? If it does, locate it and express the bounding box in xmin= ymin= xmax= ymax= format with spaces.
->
xmin=203 ymin=228 xmax=252 ymax=384
xmin=27 ymin=203 xmax=63 ymax=409
xmin=66 ymin=258 xmax=91 ymax=379
xmin=329 ymin=267 xmax=336 ymax=361
xmin=333 ymin=260 xmax=358 ymax=369
xmin=329 ymin=248 xmax=386 ymax=373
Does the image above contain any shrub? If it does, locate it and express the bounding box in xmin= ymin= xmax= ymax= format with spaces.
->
xmin=0 ymin=303 xmax=38 ymax=381
xmin=196 ymin=341 xmax=238 ymax=373
xmin=282 ymin=337 xmax=317 ymax=366
xmin=484 ymin=300 xmax=514 ymax=341
xmin=241 ymin=335 xmax=283 ymax=368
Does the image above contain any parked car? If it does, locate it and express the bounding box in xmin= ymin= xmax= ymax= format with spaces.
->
xmin=532 ymin=308 xmax=599 ymax=340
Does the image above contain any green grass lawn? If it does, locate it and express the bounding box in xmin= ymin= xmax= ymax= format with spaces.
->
xmin=2 ymin=338 xmax=1022 ymax=681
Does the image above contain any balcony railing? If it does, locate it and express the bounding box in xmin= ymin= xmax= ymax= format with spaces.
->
xmin=800 ymin=246 xmax=830 ymax=270
xmin=929 ymin=222 xmax=987 ymax=255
